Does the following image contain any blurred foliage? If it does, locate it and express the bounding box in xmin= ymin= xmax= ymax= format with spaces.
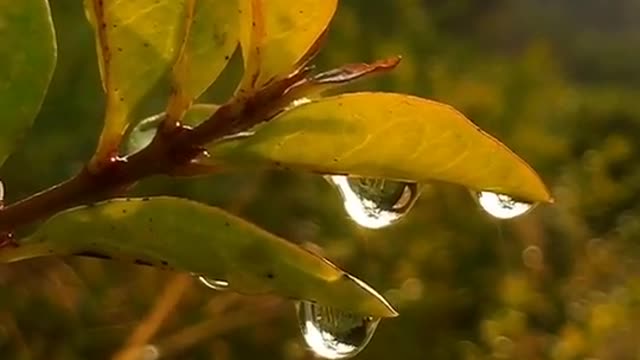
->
xmin=2 ymin=0 xmax=640 ymax=359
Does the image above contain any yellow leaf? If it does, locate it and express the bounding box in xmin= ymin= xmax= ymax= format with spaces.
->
xmin=212 ymin=92 xmax=552 ymax=203
xmin=166 ymin=0 xmax=239 ymax=124
xmin=85 ymin=0 xmax=185 ymax=165
xmin=237 ymin=0 xmax=337 ymax=91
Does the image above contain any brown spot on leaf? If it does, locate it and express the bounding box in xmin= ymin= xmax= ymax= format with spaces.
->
xmin=134 ymin=259 xmax=153 ymax=266
xmin=74 ymin=251 xmax=113 ymax=260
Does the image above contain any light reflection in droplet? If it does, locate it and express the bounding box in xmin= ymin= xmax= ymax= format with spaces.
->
xmin=296 ymin=301 xmax=380 ymax=359
xmin=329 ymin=175 xmax=419 ymax=229
xmin=289 ymin=97 xmax=312 ymax=109
xmin=476 ymin=191 xmax=534 ymax=219
xmin=197 ymin=276 xmax=229 ymax=291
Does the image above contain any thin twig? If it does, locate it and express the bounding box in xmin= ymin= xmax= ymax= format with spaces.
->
xmin=156 ymin=297 xmax=284 ymax=357
xmin=0 ymin=51 xmax=395 ymax=237
xmin=112 ymin=273 xmax=192 ymax=360
xmin=0 ymin=70 xmax=306 ymax=234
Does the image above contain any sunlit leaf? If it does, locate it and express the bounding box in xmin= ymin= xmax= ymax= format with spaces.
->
xmin=84 ymin=0 xmax=185 ymax=163
xmin=0 ymin=0 xmax=56 ymax=167
xmin=0 ymin=197 xmax=397 ymax=317
xmin=165 ymin=0 xmax=239 ymax=123
xmin=237 ymin=0 xmax=337 ymax=91
xmin=212 ymin=93 xmax=553 ymax=203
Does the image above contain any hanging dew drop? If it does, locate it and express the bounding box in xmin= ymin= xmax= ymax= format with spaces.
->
xmin=328 ymin=175 xmax=419 ymax=229
xmin=296 ymin=300 xmax=380 ymax=359
xmin=475 ymin=191 xmax=534 ymax=219
xmin=197 ymin=276 xmax=229 ymax=291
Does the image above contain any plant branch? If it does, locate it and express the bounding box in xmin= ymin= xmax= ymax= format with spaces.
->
xmin=0 ymin=55 xmax=394 ymax=234
xmin=155 ymin=297 xmax=283 ymax=357
xmin=0 ymin=70 xmax=308 ymax=234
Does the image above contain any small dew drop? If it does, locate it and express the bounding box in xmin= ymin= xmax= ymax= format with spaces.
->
xmin=476 ymin=191 xmax=534 ymax=219
xmin=286 ymin=97 xmax=312 ymax=110
xmin=296 ymin=300 xmax=380 ymax=359
xmin=328 ymin=175 xmax=419 ymax=229
xmin=197 ymin=276 xmax=229 ymax=291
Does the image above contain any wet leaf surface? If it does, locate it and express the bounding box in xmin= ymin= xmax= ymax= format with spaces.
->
xmin=238 ymin=0 xmax=337 ymax=91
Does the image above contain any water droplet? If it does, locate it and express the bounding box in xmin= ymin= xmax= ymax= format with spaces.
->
xmin=296 ymin=300 xmax=380 ymax=359
xmin=0 ymin=179 xmax=4 ymax=207
xmin=286 ymin=97 xmax=312 ymax=110
xmin=197 ymin=276 xmax=229 ymax=291
xmin=328 ymin=175 xmax=419 ymax=229
xmin=475 ymin=191 xmax=534 ymax=219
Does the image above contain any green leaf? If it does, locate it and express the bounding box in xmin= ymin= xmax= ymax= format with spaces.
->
xmin=84 ymin=0 xmax=185 ymax=161
xmin=165 ymin=0 xmax=239 ymax=123
xmin=0 ymin=0 xmax=56 ymax=167
xmin=1 ymin=197 xmax=397 ymax=317
xmin=237 ymin=0 xmax=337 ymax=91
xmin=212 ymin=92 xmax=553 ymax=203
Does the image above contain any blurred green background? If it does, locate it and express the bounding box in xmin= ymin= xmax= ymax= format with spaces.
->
xmin=2 ymin=0 xmax=640 ymax=359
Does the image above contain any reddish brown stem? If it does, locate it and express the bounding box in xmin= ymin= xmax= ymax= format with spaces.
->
xmin=0 ymin=56 xmax=357 ymax=234
xmin=0 ymin=137 xmax=166 ymax=232
xmin=0 ymin=71 xmax=305 ymax=233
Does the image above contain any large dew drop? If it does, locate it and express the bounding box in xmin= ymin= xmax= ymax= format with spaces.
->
xmin=197 ymin=276 xmax=229 ymax=291
xmin=296 ymin=301 xmax=380 ymax=359
xmin=476 ymin=191 xmax=534 ymax=219
xmin=328 ymin=175 xmax=419 ymax=229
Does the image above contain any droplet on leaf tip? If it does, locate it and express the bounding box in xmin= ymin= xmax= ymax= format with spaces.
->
xmin=475 ymin=191 xmax=534 ymax=219
xmin=296 ymin=300 xmax=380 ymax=359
